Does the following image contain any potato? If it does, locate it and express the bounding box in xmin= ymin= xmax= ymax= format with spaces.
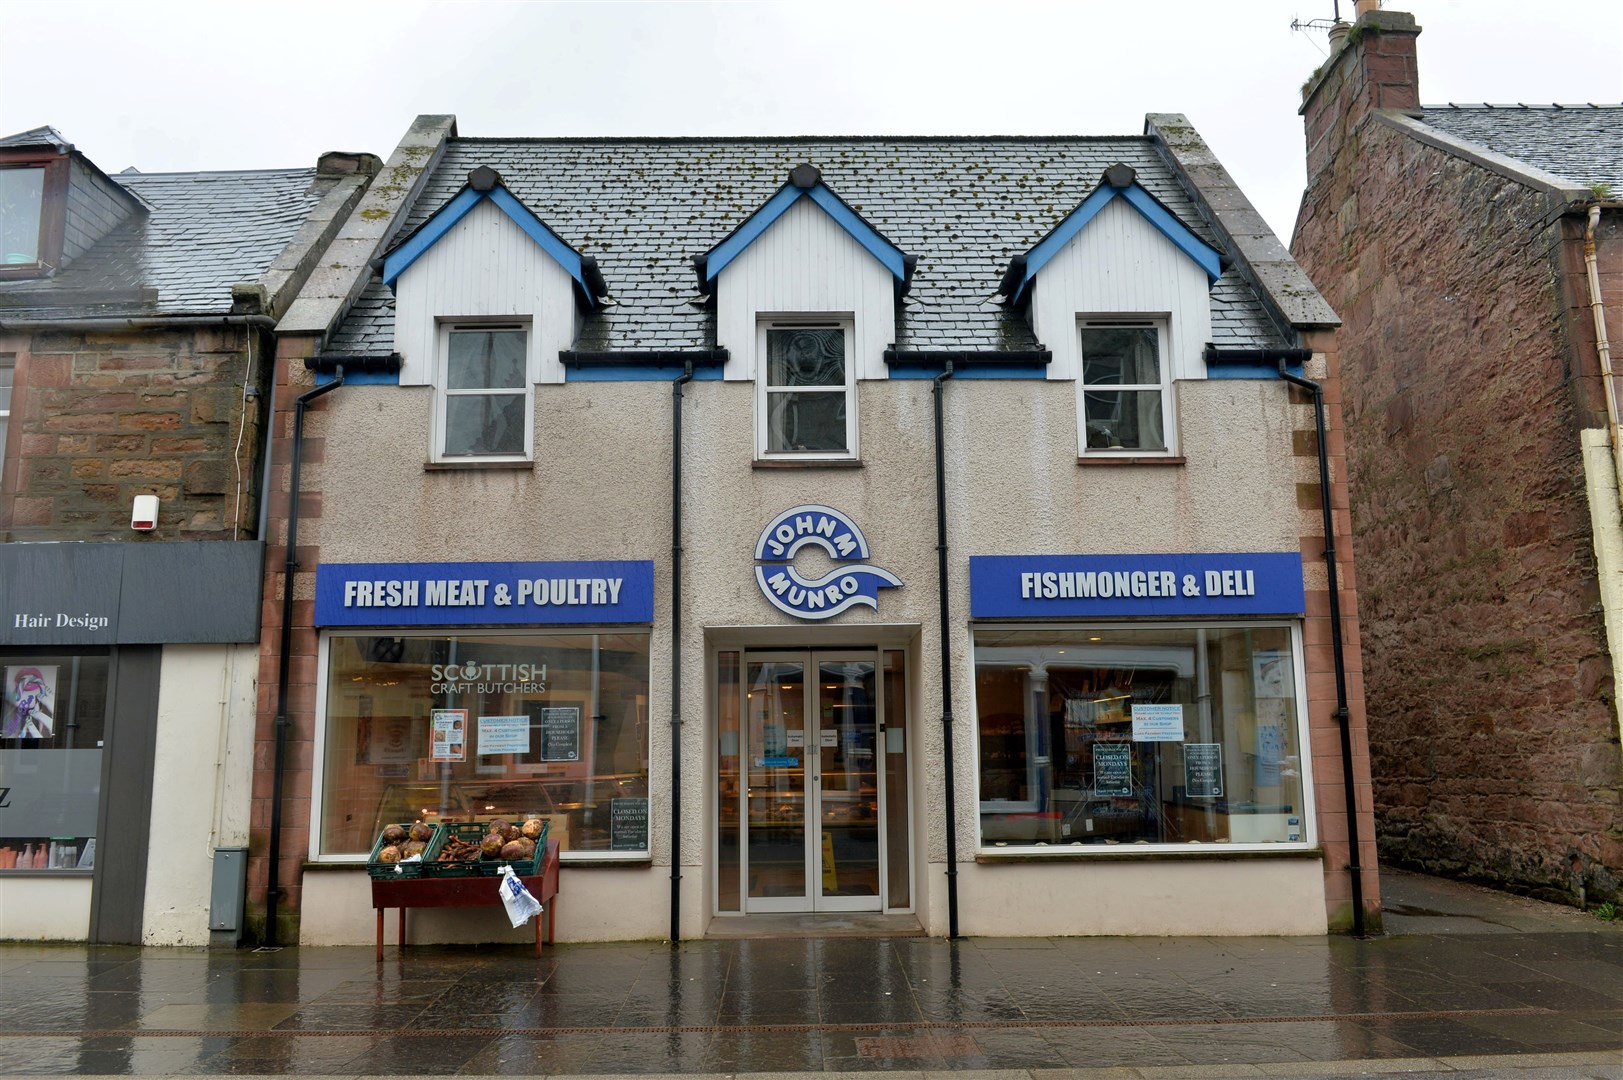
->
xmin=480 ymin=832 xmax=505 ymax=857
xmin=377 ymin=845 xmax=402 ymax=863
xmin=520 ymin=818 xmax=544 ymax=841
xmin=499 ymin=840 xmax=528 ymax=861
xmin=409 ymin=822 xmax=433 ymax=843
xmin=382 ymin=824 xmax=407 ymax=844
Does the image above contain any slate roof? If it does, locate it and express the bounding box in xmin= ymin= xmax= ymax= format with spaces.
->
xmin=0 ymin=126 xmax=71 ymax=150
xmin=326 ymin=136 xmax=1291 ymax=357
xmin=1416 ymin=104 xmax=1623 ymax=191
xmin=0 ymin=167 xmax=325 ymax=319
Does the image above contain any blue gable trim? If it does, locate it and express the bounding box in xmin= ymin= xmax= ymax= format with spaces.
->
xmin=703 ymin=183 xmax=907 ymax=284
xmin=382 ymin=185 xmax=593 ymax=307
xmin=1010 ymin=183 xmax=1223 ymax=304
xmin=1206 ymin=361 xmax=1305 ymax=381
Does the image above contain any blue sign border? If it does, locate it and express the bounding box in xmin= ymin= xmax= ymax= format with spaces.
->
xmin=315 ymin=560 xmax=655 ymax=627
xmin=969 ymin=552 xmax=1305 ymax=619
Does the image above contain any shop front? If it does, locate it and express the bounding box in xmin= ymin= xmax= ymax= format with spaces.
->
xmin=958 ymin=552 xmax=1330 ymax=937
xmin=0 ymin=541 xmax=262 ymax=943
xmin=299 ymin=559 xmax=660 ymax=943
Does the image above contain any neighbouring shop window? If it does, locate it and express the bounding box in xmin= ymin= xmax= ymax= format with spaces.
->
xmin=0 ymin=356 xmax=12 ymax=486
xmin=974 ymin=625 xmax=1307 ymax=849
xmin=758 ymin=321 xmax=855 ymax=459
xmin=437 ymin=324 xmax=531 ymax=460
xmin=0 ymin=652 xmax=109 ymax=871
xmin=318 ymin=632 xmax=650 ymax=860
xmin=1079 ymin=320 xmax=1170 ymax=453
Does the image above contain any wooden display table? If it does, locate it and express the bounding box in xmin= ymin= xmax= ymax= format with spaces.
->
xmin=371 ymin=837 xmax=560 ymax=960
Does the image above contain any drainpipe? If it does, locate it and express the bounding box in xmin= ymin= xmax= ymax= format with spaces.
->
xmin=264 ymin=352 xmax=400 ymax=947
xmin=1584 ymin=206 xmax=1621 ymax=498
xmin=670 ymin=361 xmax=694 ymax=942
xmin=1203 ymin=345 xmax=1365 ymax=936
xmin=932 ymin=362 xmax=961 ymax=939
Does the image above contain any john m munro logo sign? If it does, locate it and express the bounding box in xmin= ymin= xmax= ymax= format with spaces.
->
xmin=753 ymin=505 xmax=901 ymax=621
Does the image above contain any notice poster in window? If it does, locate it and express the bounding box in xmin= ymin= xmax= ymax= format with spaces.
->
xmin=1184 ymin=743 xmax=1223 ymax=798
xmin=537 ymin=706 xmax=580 ymax=762
xmin=431 ymin=709 xmax=467 ymax=762
xmin=1255 ymin=723 xmax=1285 ymax=787
xmin=1092 ymin=742 xmax=1133 ymax=797
xmin=371 ymin=715 xmax=415 ymax=764
xmin=479 ymin=714 xmax=530 ymax=756
xmin=1253 ymin=649 xmax=1291 ymax=699
xmin=3 ymin=665 xmax=56 ymax=739
xmin=610 ymin=797 xmax=649 ymax=851
xmin=1130 ymin=703 xmax=1184 ymax=742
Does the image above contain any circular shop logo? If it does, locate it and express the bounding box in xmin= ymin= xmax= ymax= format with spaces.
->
xmin=753 ymin=504 xmax=902 ymax=621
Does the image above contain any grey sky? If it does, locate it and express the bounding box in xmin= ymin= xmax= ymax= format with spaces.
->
xmin=1 ymin=0 xmax=1618 ymax=243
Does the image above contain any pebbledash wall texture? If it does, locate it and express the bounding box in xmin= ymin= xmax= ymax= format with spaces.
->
xmin=0 ymin=326 xmax=267 ymax=541
xmin=1292 ymin=10 xmax=1623 ymax=907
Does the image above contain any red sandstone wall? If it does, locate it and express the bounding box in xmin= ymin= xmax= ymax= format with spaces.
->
xmin=1294 ymin=115 xmax=1623 ymax=906
xmin=0 ymin=326 xmax=267 ymax=541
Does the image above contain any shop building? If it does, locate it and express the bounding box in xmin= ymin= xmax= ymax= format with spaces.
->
xmin=1293 ymin=9 xmax=1623 ymax=906
xmin=258 ymin=115 xmax=1376 ymax=944
xmin=0 ymin=127 xmax=378 ymax=942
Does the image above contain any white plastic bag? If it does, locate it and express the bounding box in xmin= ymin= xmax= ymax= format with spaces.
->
xmin=497 ymin=865 xmax=542 ymax=928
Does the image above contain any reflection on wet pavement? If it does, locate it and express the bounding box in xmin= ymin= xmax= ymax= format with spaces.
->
xmin=0 ymin=929 xmax=1617 ymax=1075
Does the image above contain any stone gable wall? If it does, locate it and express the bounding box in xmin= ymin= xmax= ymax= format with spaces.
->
xmin=1294 ymin=106 xmax=1623 ymax=906
xmin=0 ymin=325 xmax=267 ymax=542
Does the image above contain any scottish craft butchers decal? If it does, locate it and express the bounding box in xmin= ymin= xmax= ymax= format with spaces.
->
xmin=315 ymin=560 xmax=655 ymax=627
xmin=754 ymin=505 xmax=901 ymax=621
xmin=969 ymin=553 xmax=1305 ymax=618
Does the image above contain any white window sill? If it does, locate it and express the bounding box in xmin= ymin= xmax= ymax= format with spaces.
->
xmin=424 ymin=460 xmax=535 ymax=472
xmin=1077 ymin=454 xmax=1186 ymax=466
xmin=752 ymin=457 xmax=864 ymax=470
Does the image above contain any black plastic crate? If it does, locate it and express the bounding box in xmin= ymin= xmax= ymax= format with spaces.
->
xmin=423 ymin=820 xmax=547 ymax=877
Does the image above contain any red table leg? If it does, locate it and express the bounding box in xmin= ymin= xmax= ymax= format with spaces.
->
xmin=375 ymin=908 xmax=384 ymax=962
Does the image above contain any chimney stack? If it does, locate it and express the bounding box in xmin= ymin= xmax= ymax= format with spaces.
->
xmin=1300 ymin=8 xmax=1422 ymax=181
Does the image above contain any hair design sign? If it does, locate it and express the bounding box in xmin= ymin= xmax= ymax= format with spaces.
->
xmin=969 ymin=553 xmax=1305 ymax=618
xmin=315 ymin=560 xmax=655 ymax=627
xmin=754 ymin=505 xmax=901 ymax=621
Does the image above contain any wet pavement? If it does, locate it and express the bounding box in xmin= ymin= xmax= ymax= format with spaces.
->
xmin=0 ymin=872 xmax=1619 ymax=1078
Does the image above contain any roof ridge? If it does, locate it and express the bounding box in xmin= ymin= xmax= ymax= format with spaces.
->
xmin=1424 ymin=102 xmax=1623 ymax=111
xmin=447 ymin=134 xmax=1155 ymax=145
xmin=120 ymin=166 xmax=317 ymax=179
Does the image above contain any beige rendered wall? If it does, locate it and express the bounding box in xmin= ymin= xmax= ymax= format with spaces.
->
xmin=296 ymin=370 xmax=1316 ymax=943
xmin=0 ymin=877 xmax=92 ymax=940
xmin=142 ymin=644 xmax=259 ymax=945
xmin=959 ymin=858 xmax=1327 ymax=937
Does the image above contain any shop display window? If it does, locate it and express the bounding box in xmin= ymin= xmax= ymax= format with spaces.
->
xmin=973 ymin=625 xmax=1308 ymax=849
xmin=317 ymin=631 xmax=651 ymax=861
xmin=0 ymin=651 xmax=109 ymax=871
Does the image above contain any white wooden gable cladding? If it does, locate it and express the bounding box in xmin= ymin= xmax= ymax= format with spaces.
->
xmin=1031 ymin=197 xmax=1213 ymax=382
xmin=392 ymin=199 xmax=580 ymax=386
xmin=716 ymin=197 xmax=896 ymax=381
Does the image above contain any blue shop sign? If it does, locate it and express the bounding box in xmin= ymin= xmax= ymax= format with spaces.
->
xmin=969 ymin=552 xmax=1305 ymax=619
xmin=315 ymin=560 xmax=655 ymax=627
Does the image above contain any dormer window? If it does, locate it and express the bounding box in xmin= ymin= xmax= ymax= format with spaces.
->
xmin=760 ymin=321 xmax=855 ymax=458
xmin=0 ymin=166 xmax=45 ymax=267
xmin=1080 ymin=320 xmax=1171 ymax=453
xmin=437 ymin=323 xmax=531 ymax=460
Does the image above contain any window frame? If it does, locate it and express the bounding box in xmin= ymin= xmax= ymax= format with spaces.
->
xmin=432 ymin=320 xmax=534 ymax=464
xmin=310 ymin=627 xmax=654 ymax=865
xmin=0 ymin=153 xmax=68 ymax=281
xmin=1077 ymin=317 xmax=1175 ymax=457
xmin=755 ymin=317 xmax=858 ymax=462
xmin=969 ymin=619 xmax=1315 ymax=855
xmin=0 ymin=355 xmax=12 ymax=488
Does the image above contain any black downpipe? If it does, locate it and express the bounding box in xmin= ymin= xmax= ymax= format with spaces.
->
xmin=669 ymin=362 xmax=694 ymax=942
xmin=1275 ymin=357 xmax=1366 ymax=939
xmin=265 ymin=367 xmax=345 ymax=947
xmin=932 ymin=363 xmax=961 ymax=939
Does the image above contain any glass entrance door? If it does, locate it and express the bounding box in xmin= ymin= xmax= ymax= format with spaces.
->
xmin=727 ymin=651 xmax=889 ymax=913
